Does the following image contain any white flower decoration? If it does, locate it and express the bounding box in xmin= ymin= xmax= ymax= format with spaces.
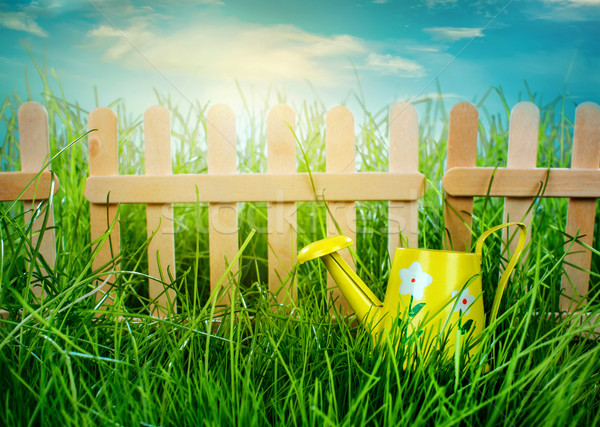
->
xmin=399 ymin=261 xmax=433 ymax=300
xmin=451 ymin=287 xmax=475 ymax=315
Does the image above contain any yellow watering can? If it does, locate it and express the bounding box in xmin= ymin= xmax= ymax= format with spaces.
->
xmin=298 ymin=223 xmax=527 ymax=357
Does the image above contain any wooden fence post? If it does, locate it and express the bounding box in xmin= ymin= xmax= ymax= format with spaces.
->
xmin=207 ymin=104 xmax=238 ymax=304
xmin=503 ymin=102 xmax=539 ymax=255
xmin=389 ymin=102 xmax=419 ymax=254
xmin=561 ymin=102 xmax=600 ymax=311
xmin=18 ymin=102 xmax=56 ymax=300
xmin=88 ymin=108 xmax=120 ymax=310
xmin=326 ymin=106 xmax=356 ymax=313
xmin=444 ymin=102 xmax=479 ymax=251
xmin=267 ymin=105 xmax=297 ymax=305
xmin=144 ymin=105 xmax=176 ymax=317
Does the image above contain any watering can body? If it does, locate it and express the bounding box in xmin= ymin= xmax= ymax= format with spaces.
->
xmin=298 ymin=223 xmax=527 ymax=357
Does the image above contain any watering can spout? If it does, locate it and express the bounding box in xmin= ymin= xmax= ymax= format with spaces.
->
xmin=298 ymin=236 xmax=384 ymax=322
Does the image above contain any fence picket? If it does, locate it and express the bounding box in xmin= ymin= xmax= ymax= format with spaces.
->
xmin=267 ymin=105 xmax=297 ymax=304
xmin=89 ymin=108 xmax=120 ymax=310
xmin=561 ymin=102 xmax=600 ymax=310
xmin=144 ymin=106 xmax=176 ymax=316
xmin=207 ymin=104 xmax=238 ymax=304
xmin=389 ymin=102 xmax=419 ymax=255
xmin=503 ymin=102 xmax=539 ymax=255
xmin=444 ymin=102 xmax=479 ymax=251
xmin=18 ymin=102 xmax=56 ymax=299
xmin=326 ymin=106 xmax=356 ymax=313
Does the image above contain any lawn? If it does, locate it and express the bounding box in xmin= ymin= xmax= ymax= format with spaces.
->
xmin=1 ymin=67 xmax=599 ymax=426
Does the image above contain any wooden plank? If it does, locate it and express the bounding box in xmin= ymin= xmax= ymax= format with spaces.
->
xmin=18 ymin=102 xmax=56 ymax=300
xmin=207 ymin=104 xmax=238 ymax=304
xmin=388 ymin=102 xmax=419 ymax=256
xmin=444 ymin=102 xmax=479 ymax=251
xmin=144 ymin=106 xmax=176 ymax=317
xmin=326 ymin=106 xmax=356 ymax=314
xmin=88 ymin=107 xmax=120 ymax=310
xmin=443 ymin=168 xmax=600 ymax=197
xmin=0 ymin=171 xmax=58 ymax=201
xmin=503 ymin=102 xmax=539 ymax=256
xmin=267 ymin=105 xmax=296 ymax=305
xmin=84 ymin=172 xmax=425 ymax=204
xmin=561 ymin=102 xmax=600 ymax=311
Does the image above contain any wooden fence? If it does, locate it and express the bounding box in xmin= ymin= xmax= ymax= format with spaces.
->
xmin=84 ymin=103 xmax=423 ymax=316
xmin=1 ymin=100 xmax=599 ymax=319
xmin=443 ymin=101 xmax=600 ymax=311
xmin=0 ymin=102 xmax=58 ymax=319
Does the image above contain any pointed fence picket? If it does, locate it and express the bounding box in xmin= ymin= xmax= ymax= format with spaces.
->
xmin=442 ymin=101 xmax=600 ymax=312
xmin=561 ymin=103 xmax=600 ymax=310
xmin=326 ymin=106 xmax=357 ymax=313
xmin=88 ymin=108 xmax=121 ymax=312
xmin=0 ymin=102 xmax=58 ymax=317
xmin=267 ymin=105 xmax=297 ymax=305
xmin=502 ymin=102 xmax=539 ymax=256
xmin=389 ymin=102 xmax=420 ymax=252
xmin=207 ymin=104 xmax=239 ymax=304
xmin=144 ymin=106 xmax=177 ymax=316
xmin=443 ymin=101 xmax=479 ymax=252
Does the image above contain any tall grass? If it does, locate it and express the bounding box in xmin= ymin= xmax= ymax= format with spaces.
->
xmin=1 ymin=64 xmax=599 ymax=426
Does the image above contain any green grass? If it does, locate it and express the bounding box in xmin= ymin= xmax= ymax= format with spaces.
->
xmin=1 ymin=64 xmax=600 ymax=426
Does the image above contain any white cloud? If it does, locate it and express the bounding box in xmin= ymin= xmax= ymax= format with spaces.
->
xmin=35 ymin=0 xmax=86 ymax=8
xmin=421 ymin=0 xmax=458 ymax=7
xmin=407 ymin=46 xmax=441 ymax=53
xmin=424 ymin=27 xmax=484 ymax=41
xmin=412 ymin=92 xmax=461 ymax=100
xmin=538 ymin=0 xmax=600 ymax=20
xmin=0 ymin=11 xmax=48 ymax=37
xmin=86 ymin=20 xmax=369 ymax=85
xmin=360 ymin=53 xmax=425 ymax=77
xmin=543 ymin=0 xmax=600 ymax=5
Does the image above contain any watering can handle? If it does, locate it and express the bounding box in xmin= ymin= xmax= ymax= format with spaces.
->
xmin=474 ymin=222 xmax=527 ymax=325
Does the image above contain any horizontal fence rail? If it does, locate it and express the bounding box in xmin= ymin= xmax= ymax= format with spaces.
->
xmin=84 ymin=173 xmax=425 ymax=203
xmin=0 ymin=171 xmax=59 ymax=201
xmin=443 ymin=168 xmax=600 ymax=198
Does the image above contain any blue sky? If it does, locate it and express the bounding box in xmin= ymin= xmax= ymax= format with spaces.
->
xmin=1 ymin=0 xmax=599 ymax=117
